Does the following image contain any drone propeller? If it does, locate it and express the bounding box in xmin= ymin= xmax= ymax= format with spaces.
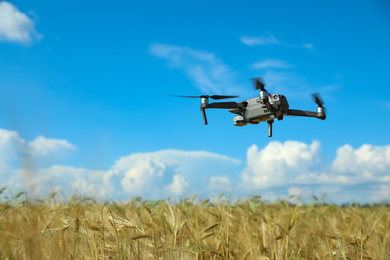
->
xmin=311 ymin=93 xmax=324 ymax=107
xmin=171 ymin=94 xmax=239 ymax=125
xmin=251 ymin=78 xmax=275 ymax=112
xmin=252 ymin=78 xmax=266 ymax=91
xmin=171 ymin=95 xmax=238 ymax=100
xmin=311 ymin=93 xmax=326 ymax=120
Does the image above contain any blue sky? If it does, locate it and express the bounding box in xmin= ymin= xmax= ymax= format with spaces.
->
xmin=0 ymin=0 xmax=389 ymax=203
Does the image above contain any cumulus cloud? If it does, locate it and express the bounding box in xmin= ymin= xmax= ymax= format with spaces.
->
xmin=239 ymin=141 xmax=390 ymax=203
xmin=106 ymin=149 xmax=242 ymax=198
xmin=165 ymin=174 xmax=189 ymax=196
xmin=0 ymin=129 xmax=76 ymax=171
xmin=148 ymin=43 xmax=242 ymax=94
xmin=240 ymin=35 xmax=282 ymax=46
xmin=0 ymin=1 xmax=42 ymax=43
xmin=8 ymin=166 xmax=106 ymax=198
xmin=27 ymin=135 xmax=77 ymax=158
xmin=0 ymin=128 xmax=243 ymax=199
xmin=0 ymin=129 xmax=77 ymax=197
xmin=0 ymin=129 xmax=24 ymax=175
xmin=2 ymin=128 xmax=390 ymax=203
xmin=118 ymin=156 xmax=168 ymax=197
xmin=251 ymin=59 xmax=293 ymax=70
xmin=241 ymin=141 xmax=321 ymax=190
xmin=332 ymin=144 xmax=390 ymax=183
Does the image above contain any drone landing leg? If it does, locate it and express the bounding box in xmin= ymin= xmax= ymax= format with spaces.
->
xmin=267 ymin=120 xmax=274 ymax=137
xmin=200 ymin=107 xmax=208 ymax=125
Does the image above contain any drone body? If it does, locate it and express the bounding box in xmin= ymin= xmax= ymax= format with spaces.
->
xmin=229 ymin=93 xmax=289 ymax=126
xmin=174 ymin=78 xmax=326 ymax=137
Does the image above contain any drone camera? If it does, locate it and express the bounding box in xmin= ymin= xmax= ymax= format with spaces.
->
xmin=233 ymin=115 xmax=247 ymax=127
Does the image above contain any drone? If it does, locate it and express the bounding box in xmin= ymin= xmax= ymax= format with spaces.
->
xmin=173 ymin=78 xmax=326 ymax=137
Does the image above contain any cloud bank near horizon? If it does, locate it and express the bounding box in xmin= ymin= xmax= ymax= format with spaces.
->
xmin=0 ymin=128 xmax=389 ymax=203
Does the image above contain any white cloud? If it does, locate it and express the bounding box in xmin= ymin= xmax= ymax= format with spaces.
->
xmin=107 ymin=149 xmax=242 ymax=198
xmin=0 ymin=129 xmax=77 ymax=197
xmin=1 ymin=128 xmax=390 ymax=203
xmin=165 ymin=174 xmax=189 ymax=196
xmin=0 ymin=129 xmax=76 ymax=171
xmin=119 ymin=156 xmax=168 ymax=197
xmin=251 ymin=59 xmax=293 ymax=70
xmin=0 ymin=1 xmax=42 ymax=43
xmin=0 ymin=128 xmax=243 ymax=199
xmin=8 ymin=166 xmax=107 ymax=198
xmin=288 ymin=187 xmax=303 ymax=197
xmin=332 ymin=144 xmax=390 ymax=182
xmin=148 ymin=43 xmax=242 ymax=94
xmin=370 ymin=185 xmax=390 ymax=202
xmin=238 ymin=141 xmax=390 ymax=203
xmin=27 ymin=135 xmax=77 ymax=157
xmin=0 ymin=129 xmax=24 ymax=172
xmin=241 ymin=141 xmax=321 ymax=190
xmin=208 ymin=176 xmax=234 ymax=194
xmin=240 ymin=35 xmax=282 ymax=46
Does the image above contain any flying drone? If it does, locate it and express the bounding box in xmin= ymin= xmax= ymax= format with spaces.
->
xmin=173 ymin=78 xmax=326 ymax=137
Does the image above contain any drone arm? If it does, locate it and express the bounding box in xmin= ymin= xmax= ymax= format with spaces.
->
xmin=199 ymin=102 xmax=246 ymax=125
xmin=205 ymin=102 xmax=246 ymax=109
xmin=286 ymin=109 xmax=322 ymax=118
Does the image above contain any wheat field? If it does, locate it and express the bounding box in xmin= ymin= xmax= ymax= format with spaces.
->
xmin=0 ymin=190 xmax=389 ymax=259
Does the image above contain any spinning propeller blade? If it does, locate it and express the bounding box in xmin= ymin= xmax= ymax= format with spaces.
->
xmin=311 ymin=93 xmax=324 ymax=107
xmin=208 ymin=95 xmax=238 ymax=100
xmin=171 ymin=95 xmax=238 ymax=100
xmin=252 ymin=78 xmax=266 ymax=91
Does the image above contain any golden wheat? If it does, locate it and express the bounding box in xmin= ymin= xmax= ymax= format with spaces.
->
xmin=0 ymin=191 xmax=389 ymax=259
